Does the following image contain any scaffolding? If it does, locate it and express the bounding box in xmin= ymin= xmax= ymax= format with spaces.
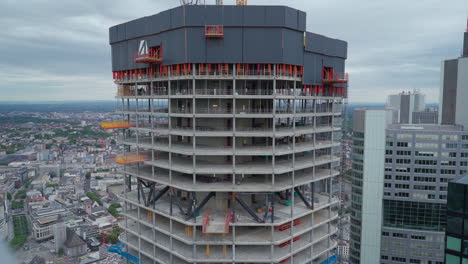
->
xmin=322 ymin=67 xmax=348 ymax=83
xmin=134 ymin=47 xmax=162 ymax=64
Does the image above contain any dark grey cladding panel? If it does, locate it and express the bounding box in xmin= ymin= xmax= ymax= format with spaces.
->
xmin=109 ymin=26 xmax=118 ymax=44
xmin=464 ymin=32 xmax=468 ymax=57
xmin=297 ymin=11 xmax=306 ymax=32
xmin=265 ymin=6 xmax=286 ymax=27
xmin=126 ymin=17 xmax=147 ymax=40
xmin=204 ymin=5 xmax=224 ymax=25
xmin=109 ymin=5 xmax=309 ymax=44
xmin=283 ymin=29 xmax=304 ymax=66
xmin=243 ymin=28 xmax=282 ymax=63
xmin=184 ymin=5 xmax=205 ymax=25
xmin=222 ymin=6 xmax=244 ymax=26
xmin=111 ymin=45 xmax=118 ymax=70
xmin=117 ymin=24 xmax=126 ymax=42
xmin=284 ymin=7 xmax=298 ymax=29
xmin=119 ymin=42 xmax=128 ymax=71
xmin=148 ymin=10 xmax=171 ymax=35
xmin=205 ymin=27 xmax=242 ymax=63
xmin=170 ymin=7 xmax=185 ymax=28
xmin=303 ymin=52 xmax=323 ymax=85
xmin=243 ymin=6 xmax=266 ymax=26
xmin=305 ymin=32 xmax=347 ymax=58
xmin=302 ymin=51 xmax=345 ymax=85
xmin=162 ymin=28 xmax=186 ymax=65
xmin=187 ymin=27 xmax=206 ymax=63
xmin=127 ymin=39 xmax=138 ymax=69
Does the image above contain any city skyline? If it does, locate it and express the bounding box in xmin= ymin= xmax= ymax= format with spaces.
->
xmin=0 ymin=0 xmax=467 ymax=103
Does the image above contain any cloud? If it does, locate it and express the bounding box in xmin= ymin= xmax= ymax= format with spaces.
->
xmin=0 ymin=0 xmax=467 ymax=102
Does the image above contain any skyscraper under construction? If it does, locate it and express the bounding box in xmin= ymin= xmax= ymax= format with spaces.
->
xmin=106 ymin=2 xmax=348 ymax=263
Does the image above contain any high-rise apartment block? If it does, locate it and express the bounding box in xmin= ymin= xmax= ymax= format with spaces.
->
xmin=350 ymin=26 xmax=468 ymax=264
xmin=386 ymin=91 xmax=438 ymax=124
xmin=444 ymin=175 xmax=468 ymax=263
xmin=107 ymin=3 xmax=347 ymax=264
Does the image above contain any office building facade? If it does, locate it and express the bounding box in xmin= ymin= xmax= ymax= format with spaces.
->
xmin=444 ymin=175 xmax=468 ymax=263
xmin=351 ymin=26 xmax=468 ymax=264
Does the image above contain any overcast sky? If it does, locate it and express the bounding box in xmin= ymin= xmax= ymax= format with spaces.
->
xmin=0 ymin=0 xmax=467 ymax=103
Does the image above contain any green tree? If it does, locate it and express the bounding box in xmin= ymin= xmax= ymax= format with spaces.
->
xmin=57 ymin=248 xmax=64 ymax=256
xmin=86 ymin=192 xmax=102 ymax=206
xmin=7 ymin=192 xmax=12 ymax=201
xmin=9 ymin=235 xmax=27 ymax=250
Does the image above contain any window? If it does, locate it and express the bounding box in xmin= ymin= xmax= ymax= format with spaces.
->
xmin=383 ymin=200 xmax=446 ymax=231
xmin=395 ymin=192 xmax=409 ymax=197
xmin=414 ymin=185 xmax=436 ymax=191
xmin=415 ymin=159 xmax=437 ymax=165
xmin=397 ymin=134 xmax=412 ymax=139
xmin=441 ymin=169 xmax=456 ymax=175
xmin=444 ymin=143 xmax=458 ymax=149
xmin=395 ymin=184 xmax=409 ymax=189
xmin=448 ymin=183 xmax=464 ymax=213
xmin=396 ymin=175 xmax=410 ymax=181
xmin=444 ymin=135 xmax=458 ymax=140
xmin=446 ymin=254 xmax=460 ymax=264
xmin=392 ymin=257 xmax=406 ymax=262
xmin=416 ymin=134 xmax=438 ymax=140
xmin=415 ymin=143 xmax=438 ymax=148
xmin=385 ymin=175 xmax=392 ymax=180
xmin=392 ymin=233 xmax=408 ymax=238
xmin=396 ymin=159 xmax=411 ymax=164
xmin=414 ymin=168 xmax=437 ymax=174
xmin=397 ymin=142 xmax=411 ymax=147
xmin=447 ymin=236 xmax=461 ymax=252
xmin=415 ymin=151 xmax=437 ymax=157
xmin=397 ymin=150 xmax=412 ymax=156
xmin=447 ymin=215 xmax=463 ymax=234
xmin=414 ymin=176 xmax=436 ymax=182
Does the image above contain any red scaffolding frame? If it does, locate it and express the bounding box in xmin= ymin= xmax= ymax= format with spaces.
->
xmin=134 ymin=46 xmax=162 ymax=63
xmin=205 ymin=25 xmax=224 ymax=38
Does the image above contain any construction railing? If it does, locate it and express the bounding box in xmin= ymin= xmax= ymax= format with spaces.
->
xmin=113 ymin=63 xmax=304 ymax=81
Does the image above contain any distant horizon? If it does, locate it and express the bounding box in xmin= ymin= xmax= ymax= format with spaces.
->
xmin=0 ymin=100 xmax=440 ymax=105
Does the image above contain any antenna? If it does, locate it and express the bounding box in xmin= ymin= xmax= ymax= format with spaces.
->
xmin=180 ymin=0 xmax=205 ymax=5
